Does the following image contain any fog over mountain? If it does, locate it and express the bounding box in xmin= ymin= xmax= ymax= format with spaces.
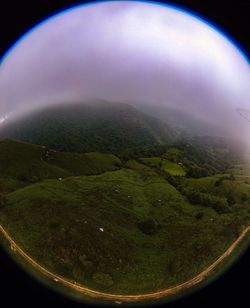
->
xmin=0 ymin=1 xmax=249 ymax=145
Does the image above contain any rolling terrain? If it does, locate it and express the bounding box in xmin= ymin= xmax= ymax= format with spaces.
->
xmin=0 ymin=139 xmax=249 ymax=297
xmin=0 ymin=102 xmax=249 ymax=301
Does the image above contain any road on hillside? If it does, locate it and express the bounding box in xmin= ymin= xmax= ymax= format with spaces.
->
xmin=0 ymin=224 xmax=249 ymax=303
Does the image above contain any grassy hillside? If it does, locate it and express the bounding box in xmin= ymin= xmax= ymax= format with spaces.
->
xmin=0 ymin=133 xmax=249 ymax=297
xmin=1 ymin=167 xmax=247 ymax=294
xmin=0 ymin=139 xmax=70 ymax=184
xmin=0 ymin=101 xmax=176 ymax=153
xmin=0 ymin=139 xmax=249 ymax=295
xmin=0 ymin=139 xmax=121 ymax=188
xmin=140 ymin=157 xmax=186 ymax=176
xmin=44 ymin=150 xmax=121 ymax=176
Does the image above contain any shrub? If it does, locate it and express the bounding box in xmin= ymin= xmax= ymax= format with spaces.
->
xmin=195 ymin=212 xmax=204 ymax=220
xmin=182 ymin=188 xmax=230 ymax=213
xmin=92 ymin=272 xmax=114 ymax=287
xmin=214 ymin=174 xmax=235 ymax=187
xmin=17 ymin=173 xmax=29 ymax=182
xmin=138 ymin=218 xmax=160 ymax=235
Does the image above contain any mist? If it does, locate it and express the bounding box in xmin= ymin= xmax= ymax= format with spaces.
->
xmin=0 ymin=1 xmax=250 ymax=145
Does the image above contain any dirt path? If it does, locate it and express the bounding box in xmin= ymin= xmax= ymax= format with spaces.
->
xmin=0 ymin=224 xmax=249 ymax=303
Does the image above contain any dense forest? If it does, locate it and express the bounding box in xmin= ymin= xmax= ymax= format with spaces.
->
xmin=0 ymin=101 xmax=177 ymax=153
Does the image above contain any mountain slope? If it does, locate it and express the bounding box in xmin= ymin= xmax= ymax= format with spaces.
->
xmin=0 ymin=101 xmax=176 ymax=153
xmin=0 ymin=139 xmax=121 ymax=188
xmin=135 ymin=103 xmax=228 ymax=139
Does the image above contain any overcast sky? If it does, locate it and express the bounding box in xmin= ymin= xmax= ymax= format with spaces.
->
xmin=0 ymin=1 xmax=249 ymax=144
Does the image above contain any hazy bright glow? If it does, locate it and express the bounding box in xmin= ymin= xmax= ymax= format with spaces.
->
xmin=0 ymin=1 xmax=249 ymax=143
xmin=0 ymin=114 xmax=10 ymax=125
xmin=0 ymin=117 xmax=7 ymax=124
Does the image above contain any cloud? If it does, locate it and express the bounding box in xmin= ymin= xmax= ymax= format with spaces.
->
xmin=0 ymin=1 xmax=249 ymax=144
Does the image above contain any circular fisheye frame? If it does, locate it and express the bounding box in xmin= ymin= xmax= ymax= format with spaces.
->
xmin=0 ymin=1 xmax=249 ymax=306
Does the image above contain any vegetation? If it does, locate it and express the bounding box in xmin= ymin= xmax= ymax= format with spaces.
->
xmin=0 ymin=101 xmax=175 ymax=153
xmin=0 ymin=139 xmax=121 ymax=185
xmin=0 ymin=102 xmax=249 ymax=296
xmin=0 ymin=138 xmax=249 ymax=295
xmin=140 ymin=157 xmax=186 ymax=176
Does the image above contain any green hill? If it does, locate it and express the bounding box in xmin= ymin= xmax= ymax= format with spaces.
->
xmin=0 ymin=102 xmax=249 ymax=299
xmin=1 ymin=167 xmax=244 ymax=294
xmin=0 ymin=139 xmax=121 ymax=189
xmin=0 ymin=101 xmax=176 ymax=153
xmin=0 ymin=138 xmax=249 ymax=296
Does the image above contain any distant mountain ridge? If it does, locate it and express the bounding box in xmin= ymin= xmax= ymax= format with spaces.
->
xmin=134 ymin=103 xmax=229 ymax=139
xmin=0 ymin=101 xmax=177 ymax=153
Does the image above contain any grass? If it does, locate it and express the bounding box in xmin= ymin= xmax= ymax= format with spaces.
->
xmin=183 ymin=175 xmax=250 ymax=207
xmin=140 ymin=157 xmax=186 ymax=176
xmin=0 ymin=139 xmax=249 ymax=295
xmin=0 ymin=139 xmax=121 ymax=185
xmin=47 ymin=150 xmax=121 ymax=176
xmin=161 ymin=160 xmax=186 ymax=176
xmin=0 ymin=170 xmax=248 ymax=294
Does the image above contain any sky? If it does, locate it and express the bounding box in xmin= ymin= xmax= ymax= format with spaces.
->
xmin=0 ymin=1 xmax=249 ymax=144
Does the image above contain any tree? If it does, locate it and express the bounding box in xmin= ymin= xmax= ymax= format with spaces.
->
xmin=182 ymin=188 xmax=230 ymax=213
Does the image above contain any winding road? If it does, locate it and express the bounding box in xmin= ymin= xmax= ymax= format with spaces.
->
xmin=0 ymin=224 xmax=249 ymax=303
